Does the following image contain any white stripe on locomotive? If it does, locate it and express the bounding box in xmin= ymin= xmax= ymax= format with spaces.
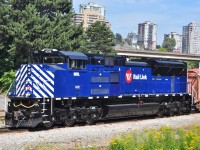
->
xmin=16 ymin=65 xmax=27 ymax=95
xmin=19 ymin=84 xmax=26 ymax=96
xmin=32 ymin=65 xmax=54 ymax=85
xmin=46 ymin=71 xmax=54 ymax=79
xmin=31 ymin=76 xmax=54 ymax=97
xmin=30 ymin=71 xmax=54 ymax=92
xmin=33 ymin=90 xmax=42 ymax=98
xmin=16 ymin=65 xmax=25 ymax=81
xmin=17 ymin=74 xmax=27 ymax=96
xmin=33 ymin=83 xmax=48 ymax=98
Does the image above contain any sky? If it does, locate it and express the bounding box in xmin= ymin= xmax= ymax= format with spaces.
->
xmin=73 ymin=0 xmax=200 ymax=45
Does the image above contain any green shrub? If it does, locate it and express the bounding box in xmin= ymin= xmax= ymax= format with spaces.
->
xmin=0 ymin=70 xmax=15 ymax=93
xmin=109 ymin=126 xmax=200 ymax=150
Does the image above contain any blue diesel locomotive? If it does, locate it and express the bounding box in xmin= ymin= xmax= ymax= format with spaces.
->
xmin=5 ymin=49 xmax=191 ymax=128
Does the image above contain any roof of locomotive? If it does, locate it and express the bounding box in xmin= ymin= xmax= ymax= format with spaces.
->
xmin=60 ymin=51 xmax=88 ymax=60
xmin=30 ymin=49 xmax=187 ymax=69
xmin=150 ymin=59 xmax=187 ymax=68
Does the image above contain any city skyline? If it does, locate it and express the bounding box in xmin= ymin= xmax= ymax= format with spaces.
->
xmin=73 ymin=0 xmax=200 ymax=45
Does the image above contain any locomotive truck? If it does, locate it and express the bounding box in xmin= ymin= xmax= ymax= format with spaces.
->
xmin=5 ymin=49 xmax=192 ymax=128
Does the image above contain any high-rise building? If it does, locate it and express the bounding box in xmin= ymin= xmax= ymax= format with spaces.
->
xmin=80 ymin=2 xmax=106 ymax=17
xmin=182 ymin=22 xmax=200 ymax=54
xmin=127 ymin=32 xmax=138 ymax=45
xmin=137 ymin=21 xmax=157 ymax=50
xmin=73 ymin=2 xmax=110 ymax=29
xmin=125 ymin=32 xmax=140 ymax=49
xmin=164 ymin=32 xmax=182 ymax=52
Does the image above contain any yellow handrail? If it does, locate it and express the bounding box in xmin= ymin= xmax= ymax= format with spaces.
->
xmin=13 ymin=101 xmax=37 ymax=109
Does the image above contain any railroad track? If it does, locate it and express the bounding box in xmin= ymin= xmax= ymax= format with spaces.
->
xmin=0 ymin=127 xmax=30 ymax=134
xmin=0 ymin=115 xmax=157 ymax=133
xmin=0 ymin=110 xmax=198 ymax=134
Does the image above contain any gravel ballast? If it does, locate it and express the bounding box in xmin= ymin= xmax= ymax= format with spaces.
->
xmin=0 ymin=114 xmax=200 ymax=150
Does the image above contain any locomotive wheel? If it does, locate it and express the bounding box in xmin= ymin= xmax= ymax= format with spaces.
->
xmin=182 ymin=105 xmax=189 ymax=115
xmin=43 ymin=121 xmax=54 ymax=128
xmin=63 ymin=115 xmax=76 ymax=127
xmin=169 ymin=109 xmax=175 ymax=116
xmin=184 ymin=107 xmax=190 ymax=115
xmin=156 ymin=110 xmax=164 ymax=118
xmin=178 ymin=108 xmax=184 ymax=115
xmin=42 ymin=115 xmax=54 ymax=128
xmin=85 ymin=113 xmax=97 ymax=125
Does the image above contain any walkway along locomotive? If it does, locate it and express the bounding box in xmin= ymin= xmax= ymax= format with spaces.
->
xmin=5 ymin=49 xmax=192 ymax=128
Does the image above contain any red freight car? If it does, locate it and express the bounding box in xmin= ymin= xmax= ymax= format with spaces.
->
xmin=187 ymin=68 xmax=200 ymax=110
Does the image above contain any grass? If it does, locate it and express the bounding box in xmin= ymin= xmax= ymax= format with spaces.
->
xmin=109 ymin=126 xmax=200 ymax=150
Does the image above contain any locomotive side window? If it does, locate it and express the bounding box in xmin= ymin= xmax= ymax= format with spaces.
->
xmin=43 ymin=57 xmax=64 ymax=64
xmin=105 ymin=57 xmax=114 ymax=66
xmin=68 ymin=59 xmax=86 ymax=69
xmin=114 ymin=59 xmax=119 ymax=66
xmin=90 ymin=56 xmax=104 ymax=65
xmin=91 ymin=58 xmax=95 ymax=64
xmin=69 ymin=59 xmax=75 ymax=68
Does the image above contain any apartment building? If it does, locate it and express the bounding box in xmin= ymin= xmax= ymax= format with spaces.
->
xmin=79 ymin=2 xmax=106 ymax=17
xmin=127 ymin=32 xmax=138 ymax=45
xmin=137 ymin=21 xmax=157 ymax=50
xmin=73 ymin=2 xmax=110 ymax=29
xmin=164 ymin=32 xmax=182 ymax=52
xmin=182 ymin=22 xmax=200 ymax=54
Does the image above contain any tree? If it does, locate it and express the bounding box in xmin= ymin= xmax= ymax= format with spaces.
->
xmin=0 ymin=70 xmax=15 ymax=93
xmin=0 ymin=0 xmax=88 ymax=92
xmin=86 ymin=21 xmax=115 ymax=54
xmin=187 ymin=61 xmax=199 ymax=69
xmin=9 ymin=3 xmax=49 ymax=67
xmin=162 ymin=38 xmax=176 ymax=52
xmin=69 ymin=24 xmax=88 ymax=53
xmin=124 ymin=38 xmax=132 ymax=46
xmin=137 ymin=42 xmax=145 ymax=50
xmin=156 ymin=45 xmax=161 ymax=49
xmin=6 ymin=0 xmax=87 ymax=68
xmin=0 ymin=1 xmax=14 ymax=75
xmin=115 ymin=33 xmax=123 ymax=46
xmin=157 ymin=48 xmax=168 ymax=52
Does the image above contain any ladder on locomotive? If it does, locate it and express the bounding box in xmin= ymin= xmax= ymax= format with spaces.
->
xmin=41 ymin=98 xmax=53 ymax=124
